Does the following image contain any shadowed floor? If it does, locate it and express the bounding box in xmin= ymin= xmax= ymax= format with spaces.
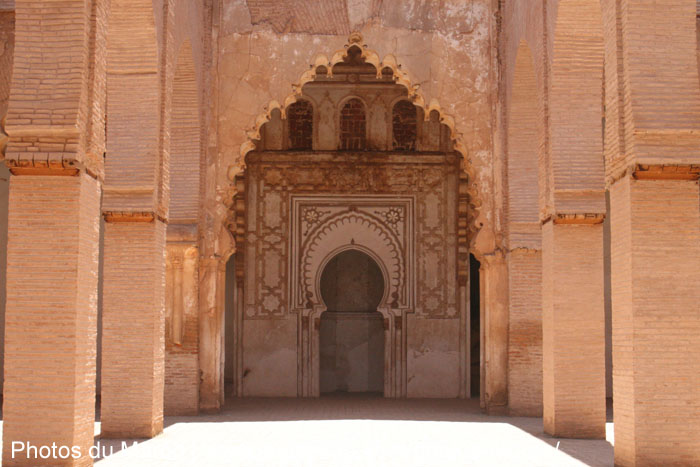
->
xmin=87 ymin=396 xmax=614 ymax=466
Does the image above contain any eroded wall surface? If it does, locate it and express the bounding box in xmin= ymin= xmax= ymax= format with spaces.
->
xmin=214 ymin=0 xmax=497 ymax=255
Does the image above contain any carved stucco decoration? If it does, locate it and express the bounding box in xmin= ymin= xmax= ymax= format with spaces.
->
xmin=243 ymin=154 xmax=459 ymax=320
xmin=290 ymin=197 xmax=414 ymax=315
xmin=228 ymin=33 xmax=483 ymax=242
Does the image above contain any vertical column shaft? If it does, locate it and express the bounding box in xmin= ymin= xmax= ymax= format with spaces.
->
xmin=542 ymin=220 xmax=605 ymax=438
xmin=507 ymin=249 xmax=543 ymax=416
xmin=3 ymin=174 xmax=101 ymax=466
xmin=610 ymin=175 xmax=700 ymax=465
xmin=101 ymin=220 xmax=166 ymax=438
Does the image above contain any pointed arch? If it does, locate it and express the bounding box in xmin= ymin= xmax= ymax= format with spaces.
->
xmin=170 ymin=40 xmax=201 ymax=223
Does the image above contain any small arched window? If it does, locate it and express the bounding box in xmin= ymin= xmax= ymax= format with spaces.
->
xmin=287 ymin=99 xmax=313 ymax=150
xmin=339 ymin=98 xmax=366 ymax=150
xmin=392 ymin=100 xmax=417 ymax=151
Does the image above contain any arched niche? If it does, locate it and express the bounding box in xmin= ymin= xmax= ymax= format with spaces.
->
xmin=301 ymin=211 xmax=406 ymax=312
xmin=290 ymin=196 xmax=415 ymax=399
xmin=338 ymin=97 xmax=367 ymax=151
xmin=319 ymin=249 xmax=385 ymax=395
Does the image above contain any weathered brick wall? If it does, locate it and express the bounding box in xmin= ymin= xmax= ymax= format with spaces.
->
xmin=103 ymin=0 xmax=163 ymax=213
xmin=501 ymin=0 xmax=607 ymax=426
xmin=0 ymin=11 xmax=14 ymax=121
xmin=0 ymin=166 xmax=8 ymax=396
xmin=506 ymin=39 xmax=543 ymax=416
xmin=2 ymin=1 xmax=106 ymax=465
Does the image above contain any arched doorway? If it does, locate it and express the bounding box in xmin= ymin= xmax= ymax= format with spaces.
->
xmin=319 ymin=250 xmax=385 ymax=395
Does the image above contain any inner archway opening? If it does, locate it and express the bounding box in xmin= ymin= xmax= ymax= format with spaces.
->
xmin=319 ymin=249 xmax=385 ymax=396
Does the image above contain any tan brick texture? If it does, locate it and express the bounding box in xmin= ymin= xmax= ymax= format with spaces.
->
xmin=506 ymin=39 xmax=543 ymax=416
xmin=3 ymin=174 xmax=101 ymax=466
xmin=610 ymin=176 xmax=700 ymax=466
xmin=101 ymin=221 xmax=166 ymax=438
xmin=542 ymin=221 xmax=606 ymax=438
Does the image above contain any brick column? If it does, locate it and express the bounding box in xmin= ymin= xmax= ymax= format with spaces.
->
xmin=507 ymin=249 xmax=542 ymax=416
xmin=3 ymin=175 xmax=101 ymax=466
xmin=99 ymin=0 xmax=173 ymax=436
xmin=542 ymin=219 xmax=606 ymax=438
xmin=600 ymin=0 xmax=700 ymax=463
xmin=610 ymin=173 xmax=700 ymax=465
xmin=100 ymin=219 xmax=166 ymax=437
xmin=1 ymin=0 xmax=107 ymax=463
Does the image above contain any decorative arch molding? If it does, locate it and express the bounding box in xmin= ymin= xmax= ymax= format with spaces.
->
xmin=290 ymin=195 xmax=414 ymax=398
xmin=228 ymin=32 xmax=482 ymax=242
xmin=291 ymin=196 xmax=414 ymax=315
xmin=300 ymin=210 xmax=406 ymax=312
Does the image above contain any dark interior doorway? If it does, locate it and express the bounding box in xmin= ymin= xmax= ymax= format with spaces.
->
xmin=319 ymin=249 xmax=385 ymax=395
xmin=470 ymin=253 xmax=481 ymax=398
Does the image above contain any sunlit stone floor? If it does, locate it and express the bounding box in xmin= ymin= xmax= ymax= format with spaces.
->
xmin=95 ymin=396 xmax=614 ymax=466
xmin=3 ymin=395 xmax=616 ymax=466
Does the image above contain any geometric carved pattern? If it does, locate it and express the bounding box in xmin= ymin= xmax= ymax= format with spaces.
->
xmin=244 ymin=153 xmax=459 ymax=319
xmin=290 ymin=197 xmax=414 ymax=313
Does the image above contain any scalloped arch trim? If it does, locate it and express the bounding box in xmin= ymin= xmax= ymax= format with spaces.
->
xmin=229 ymin=32 xmax=483 ymax=238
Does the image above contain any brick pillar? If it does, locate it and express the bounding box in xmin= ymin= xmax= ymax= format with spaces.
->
xmin=610 ymin=174 xmax=700 ymax=465
xmin=100 ymin=0 xmax=172 ymax=436
xmin=542 ymin=220 xmax=605 ymax=438
xmin=507 ymin=249 xmax=542 ymax=416
xmin=100 ymin=219 xmax=166 ymax=438
xmin=3 ymin=174 xmax=101 ymax=466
